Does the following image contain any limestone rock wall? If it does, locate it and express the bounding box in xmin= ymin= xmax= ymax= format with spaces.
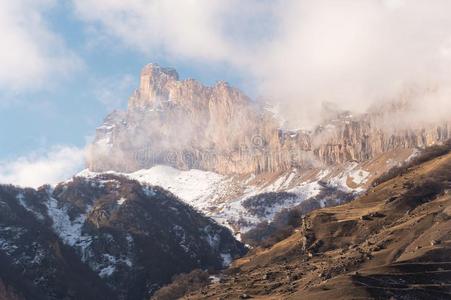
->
xmin=86 ymin=64 xmax=450 ymax=174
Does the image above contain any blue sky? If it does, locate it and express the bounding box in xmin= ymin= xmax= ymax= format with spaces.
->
xmin=0 ymin=1 xmax=250 ymax=161
xmin=1 ymin=0 xmax=451 ymax=187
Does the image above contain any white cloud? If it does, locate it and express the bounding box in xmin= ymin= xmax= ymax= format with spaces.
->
xmin=252 ymin=0 xmax=451 ymax=127
xmin=73 ymin=0 xmax=451 ymax=128
xmin=0 ymin=146 xmax=85 ymax=188
xmin=0 ymin=0 xmax=81 ymax=91
xmin=72 ymin=0 xmax=272 ymax=63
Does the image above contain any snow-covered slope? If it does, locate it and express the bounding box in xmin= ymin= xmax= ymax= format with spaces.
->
xmin=78 ymin=166 xmax=228 ymax=209
xmin=78 ymin=146 xmax=418 ymax=235
xmin=77 ymin=157 xmax=381 ymax=233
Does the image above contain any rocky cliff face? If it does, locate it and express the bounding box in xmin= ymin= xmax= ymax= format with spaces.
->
xmin=87 ymin=63 xmax=450 ymax=174
xmin=312 ymin=113 xmax=450 ymax=165
xmin=87 ymin=63 xmax=290 ymax=174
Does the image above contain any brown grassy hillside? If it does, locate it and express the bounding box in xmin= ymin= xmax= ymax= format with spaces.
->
xmin=183 ymin=150 xmax=451 ymax=299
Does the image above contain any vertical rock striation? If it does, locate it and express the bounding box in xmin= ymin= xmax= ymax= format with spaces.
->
xmin=87 ymin=63 xmax=450 ymax=174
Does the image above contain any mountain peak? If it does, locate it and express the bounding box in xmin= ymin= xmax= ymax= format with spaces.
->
xmin=129 ymin=63 xmax=248 ymax=111
xmin=129 ymin=63 xmax=180 ymax=108
xmin=140 ymin=63 xmax=179 ymax=81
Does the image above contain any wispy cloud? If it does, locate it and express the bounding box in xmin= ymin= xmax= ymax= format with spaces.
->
xmin=73 ymin=0 xmax=451 ymax=128
xmin=73 ymin=0 xmax=238 ymax=61
xmin=0 ymin=145 xmax=85 ymax=188
xmin=0 ymin=0 xmax=82 ymax=92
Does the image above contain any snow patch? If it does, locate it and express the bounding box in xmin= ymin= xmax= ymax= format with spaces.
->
xmin=202 ymin=226 xmax=220 ymax=249
xmin=99 ymin=265 xmax=115 ymax=278
xmin=220 ymin=253 xmax=232 ymax=267
xmin=129 ymin=166 xmax=227 ymax=208
xmin=16 ymin=193 xmax=44 ymax=220
xmin=97 ymin=253 xmax=133 ymax=278
xmin=117 ymin=197 xmax=127 ymax=205
xmin=209 ymin=275 xmax=220 ymax=284
xmin=349 ymin=169 xmax=370 ymax=185
xmin=0 ymin=226 xmax=24 ymax=255
xmin=406 ymin=148 xmax=420 ymax=162
xmin=45 ymin=195 xmax=92 ymax=256
xmin=327 ymin=163 xmax=370 ymax=192
xmin=142 ymin=186 xmax=156 ymax=197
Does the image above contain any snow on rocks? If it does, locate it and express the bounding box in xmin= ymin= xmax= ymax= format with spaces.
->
xmin=97 ymin=253 xmax=133 ymax=278
xmin=16 ymin=192 xmax=45 ymax=220
xmin=45 ymin=193 xmax=92 ymax=256
xmin=99 ymin=264 xmax=116 ymax=278
xmin=129 ymin=166 xmax=227 ymax=209
xmin=0 ymin=227 xmax=21 ymax=255
xmin=76 ymin=162 xmax=371 ymax=233
xmin=220 ymin=253 xmax=232 ymax=267
xmin=349 ymin=168 xmax=370 ymax=185
xmin=202 ymin=225 xmax=221 ymax=249
xmin=326 ymin=162 xmax=370 ymax=192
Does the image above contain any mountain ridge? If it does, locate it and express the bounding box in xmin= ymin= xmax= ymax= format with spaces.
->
xmin=87 ymin=63 xmax=450 ymax=176
xmin=0 ymin=174 xmax=245 ymax=299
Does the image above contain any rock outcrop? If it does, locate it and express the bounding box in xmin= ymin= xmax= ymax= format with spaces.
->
xmin=87 ymin=63 xmax=450 ymax=174
xmin=312 ymin=113 xmax=450 ymax=165
xmin=87 ymin=63 xmax=292 ymax=174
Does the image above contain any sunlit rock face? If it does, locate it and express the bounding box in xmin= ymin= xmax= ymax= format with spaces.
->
xmin=87 ymin=63 xmax=450 ymax=174
xmin=87 ymin=63 xmax=297 ymax=174
xmin=312 ymin=115 xmax=450 ymax=165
